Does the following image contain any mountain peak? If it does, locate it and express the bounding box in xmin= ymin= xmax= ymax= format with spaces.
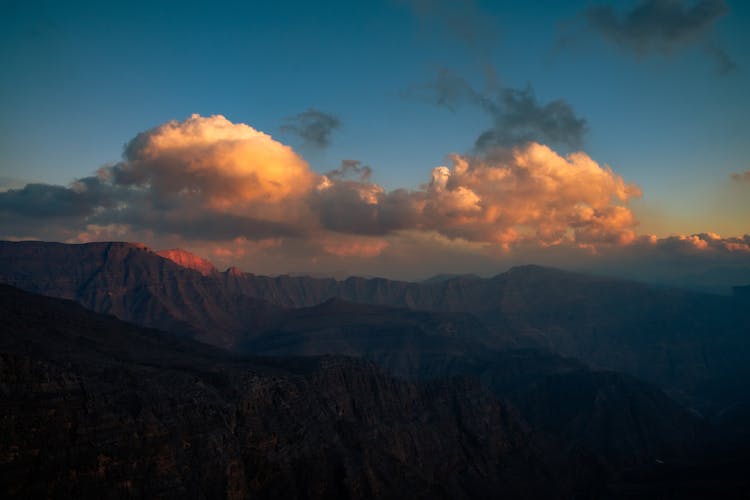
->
xmin=156 ymin=248 xmax=217 ymax=276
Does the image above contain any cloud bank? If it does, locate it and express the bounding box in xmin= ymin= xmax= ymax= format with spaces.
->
xmin=0 ymin=114 xmax=747 ymax=281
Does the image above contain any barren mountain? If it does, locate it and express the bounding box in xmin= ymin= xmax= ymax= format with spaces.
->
xmin=0 ymin=284 xmax=579 ymax=499
xmin=2 ymin=239 xmax=748 ymax=411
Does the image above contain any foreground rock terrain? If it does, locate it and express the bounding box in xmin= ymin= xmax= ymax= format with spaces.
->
xmin=0 ymin=285 xmax=583 ymax=499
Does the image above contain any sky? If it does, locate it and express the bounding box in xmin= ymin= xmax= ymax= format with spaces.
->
xmin=1 ymin=0 xmax=749 ymax=283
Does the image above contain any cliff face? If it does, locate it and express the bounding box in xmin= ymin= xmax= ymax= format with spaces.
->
xmin=0 ymin=285 xmax=578 ymax=499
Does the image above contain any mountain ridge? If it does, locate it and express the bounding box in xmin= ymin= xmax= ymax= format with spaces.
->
xmin=1 ymin=239 xmax=749 ymax=410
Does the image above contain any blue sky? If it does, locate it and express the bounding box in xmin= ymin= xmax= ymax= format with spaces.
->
xmin=1 ymin=0 xmax=749 ymax=279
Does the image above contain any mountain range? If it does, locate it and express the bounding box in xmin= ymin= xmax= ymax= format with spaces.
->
xmin=1 ymin=240 xmax=749 ymax=498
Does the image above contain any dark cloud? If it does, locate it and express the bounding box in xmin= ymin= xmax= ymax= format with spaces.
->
xmin=312 ymin=184 xmax=420 ymax=236
xmin=730 ymin=170 xmax=750 ymax=183
xmin=400 ymin=0 xmax=494 ymax=54
xmin=0 ymin=177 xmax=122 ymax=218
xmin=281 ymin=108 xmax=341 ymax=148
xmin=325 ymin=160 xmax=373 ymax=181
xmin=474 ymin=86 xmax=587 ymax=150
xmin=414 ymin=69 xmax=587 ymax=150
xmin=93 ymin=208 xmax=303 ymax=241
xmin=585 ymin=0 xmax=735 ymax=74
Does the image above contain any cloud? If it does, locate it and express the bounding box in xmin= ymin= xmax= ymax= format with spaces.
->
xmin=0 ymin=114 xmax=316 ymax=242
xmin=313 ymin=142 xmax=641 ymax=247
xmin=474 ymin=86 xmax=587 ymax=150
xmin=281 ymin=108 xmax=341 ymax=148
xmin=730 ymin=170 xmax=750 ymax=183
xmin=584 ymin=0 xmax=736 ymax=74
xmin=419 ymin=143 xmax=641 ymax=246
xmin=114 ymin=113 xmax=315 ymax=207
xmin=399 ymin=0 xmax=495 ymax=54
xmin=1 ymin=114 xmax=747 ymax=281
xmin=0 ymin=176 xmax=126 ymax=217
xmin=0 ymin=176 xmax=29 ymax=192
xmin=0 ymin=115 xmax=636 ymax=249
xmin=704 ymin=43 xmax=738 ymax=75
xmin=413 ymin=69 xmax=587 ymax=150
xmin=325 ymin=159 xmax=373 ymax=182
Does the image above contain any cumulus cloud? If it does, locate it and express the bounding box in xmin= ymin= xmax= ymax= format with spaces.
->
xmin=281 ymin=108 xmax=341 ymax=148
xmin=419 ymin=143 xmax=641 ymax=246
xmin=1 ymin=113 xmax=747 ymax=281
xmin=584 ymin=0 xmax=736 ymax=74
xmin=0 ymin=114 xmax=638 ymax=250
xmin=113 ymin=114 xmax=315 ymax=208
xmin=312 ymin=141 xmax=640 ymax=248
xmin=0 ymin=114 xmax=316 ymax=243
xmin=413 ymin=69 xmax=587 ymax=150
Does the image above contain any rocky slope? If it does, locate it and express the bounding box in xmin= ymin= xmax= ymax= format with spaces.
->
xmin=242 ymin=298 xmax=705 ymax=471
xmin=0 ymin=284 xmax=581 ymax=499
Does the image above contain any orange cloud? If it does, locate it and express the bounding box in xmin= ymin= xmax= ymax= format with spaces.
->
xmin=107 ymin=114 xmax=316 ymax=217
xmin=6 ymin=114 xmax=748 ymax=279
xmin=419 ymin=143 xmax=641 ymax=246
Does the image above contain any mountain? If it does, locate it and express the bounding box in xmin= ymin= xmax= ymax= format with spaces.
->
xmin=2 ymin=241 xmax=749 ymax=497
xmin=242 ymin=298 xmax=705 ymax=471
xmin=0 ymin=240 xmax=278 ymax=348
xmin=0 ymin=284 xmax=581 ymax=499
xmin=156 ymin=248 xmax=218 ymax=275
xmin=2 ymin=240 xmax=748 ymax=412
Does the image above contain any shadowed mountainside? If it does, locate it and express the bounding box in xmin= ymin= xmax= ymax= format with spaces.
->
xmin=242 ymin=298 xmax=705 ymax=471
xmin=0 ymin=284 xmax=582 ymax=499
xmin=2 ymin=240 xmax=749 ymax=497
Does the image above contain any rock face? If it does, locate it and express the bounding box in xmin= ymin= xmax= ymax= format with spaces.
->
xmin=156 ymin=248 xmax=218 ymax=276
xmin=0 ymin=285 xmax=579 ymax=499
